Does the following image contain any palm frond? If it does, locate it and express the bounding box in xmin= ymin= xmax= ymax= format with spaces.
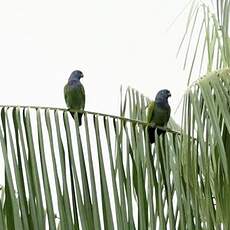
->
xmin=180 ymin=68 xmax=230 ymax=228
xmin=179 ymin=0 xmax=230 ymax=84
xmin=1 ymin=69 xmax=230 ymax=228
xmin=0 ymin=87 xmax=182 ymax=229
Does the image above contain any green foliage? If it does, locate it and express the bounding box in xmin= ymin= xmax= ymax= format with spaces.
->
xmin=179 ymin=0 xmax=230 ymax=84
xmin=0 ymin=93 xmax=179 ymax=229
xmin=1 ymin=69 xmax=229 ymax=229
xmin=180 ymin=68 xmax=230 ymax=228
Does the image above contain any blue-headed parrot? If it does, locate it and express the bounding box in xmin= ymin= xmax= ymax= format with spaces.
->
xmin=147 ymin=89 xmax=171 ymax=143
xmin=64 ymin=70 xmax=85 ymax=126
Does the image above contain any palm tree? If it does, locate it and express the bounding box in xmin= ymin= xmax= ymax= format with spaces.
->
xmin=0 ymin=0 xmax=229 ymax=229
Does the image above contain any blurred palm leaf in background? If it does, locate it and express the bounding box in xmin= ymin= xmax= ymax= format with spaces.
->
xmin=0 ymin=0 xmax=230 ymax=229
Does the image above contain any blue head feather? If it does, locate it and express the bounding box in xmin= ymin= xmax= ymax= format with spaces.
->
xmin=68 ymin=70 xmax=84 ymax=82
xmin=155 ymin=89 xmax=171 ymax=104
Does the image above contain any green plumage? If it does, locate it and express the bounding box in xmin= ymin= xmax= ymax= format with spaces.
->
xmin=147 ymin=101 xmax=170 ymax=126
xmin=64 ymin=70 xmax=85 ymax=126
xmin=64 ymin=83 xmax=85 ymax=111
xmin=147 ymin=89 xmax=171 ymax=143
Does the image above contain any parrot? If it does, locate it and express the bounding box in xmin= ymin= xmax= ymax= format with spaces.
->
xmin=64 ymin=70 xmax=85 ymax=126
xmin=147 ymin=89 xmax=171 ymax=143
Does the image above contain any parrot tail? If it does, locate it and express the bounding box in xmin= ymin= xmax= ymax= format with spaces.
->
xmin=148 ymin=126 xmax=166 ymax=144
xmin=70 ymin=111 xmax=83 ymax=126
xmin=148 ymin=126 xmax=156 ymax=144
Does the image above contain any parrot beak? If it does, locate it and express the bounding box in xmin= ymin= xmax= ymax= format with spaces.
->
xmin=168 ymin=92 xmax=171 ymax=97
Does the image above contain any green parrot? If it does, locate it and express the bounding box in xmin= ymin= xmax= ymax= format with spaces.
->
xmin=64 ymin=70 xmax=85 ymax=126
xmin=147 ymin=89 xmax=171 ymax=143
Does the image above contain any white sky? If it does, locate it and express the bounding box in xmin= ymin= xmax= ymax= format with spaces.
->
xmin=0 ymin=0 xmax=189 ymax=123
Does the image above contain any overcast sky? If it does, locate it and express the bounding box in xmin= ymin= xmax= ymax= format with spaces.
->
xmin=0 ymin=0 xmax=189 ymax=123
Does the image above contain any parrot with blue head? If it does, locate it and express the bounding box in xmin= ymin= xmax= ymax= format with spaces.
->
xmin=64 ymin=70 xmax=85 ymax=126
xmin=147 ymin=89 xmax=171 ymax=143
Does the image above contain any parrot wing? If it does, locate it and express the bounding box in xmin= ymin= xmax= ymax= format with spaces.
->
xmin=64 ymin=83 xmax=85 ymax=110
xmin=64 ymin=82 xmax=85 ymax=126
xmin=79 ymin=83 xmax=85 ymax=110
xmin=147 ymin=101 xmax=155 ymax=123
